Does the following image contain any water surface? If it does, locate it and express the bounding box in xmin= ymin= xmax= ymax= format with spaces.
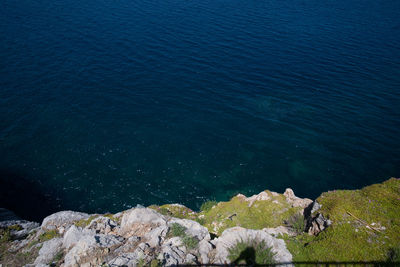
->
xmin=1 ymin=0 xmax=399 ymax=219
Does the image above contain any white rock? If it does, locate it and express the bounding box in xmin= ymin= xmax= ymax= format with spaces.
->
xmin=120 ymin=208 xmax=166 ymax=236
xmin=63 ymin=225 xmax=82 ymax=249
xmin=34 ymin=238 xmax=63 ymax=265
xmin=284 ymin=188 xmax=313 ymax=208
xmin=86 ymin=216 xmax=118 ymax=235
xmin=41 ymin=211 xmax=89 ymax=231
xmin=63 ymin=234 xmax=123 ymax=267
xmin=213 ymin=227 xmax=293 ymax=265
xmin=144 ymin=225 xmax=168 ymax=247
xmin=159 ymin=240 xmax=186 ymax=266
xmin=198 ymin=239 xmax=213 ymax=264
xmin=108 ymin=252 xmax=137 ymax=267
xmin=246 ymin=191 xmax=271 ymax=207
xmin=185 ymin=253 xmax=197 ymax=264
xmin=263 ymin=226 xmax=293 ymax=237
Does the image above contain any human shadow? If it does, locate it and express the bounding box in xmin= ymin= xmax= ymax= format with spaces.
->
xmin=233 ymin=247 xmax=256 ymax=266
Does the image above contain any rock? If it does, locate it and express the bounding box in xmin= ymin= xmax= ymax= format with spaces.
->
xmin=108 ymin=252 xmax=137 ymax=266
xmin=34 ymin=238 xmax=63 ymax=265
xmin=41 ymin=211 xmax=89 ymax=231
xmin=109 ymin=242 xmax=155 ymax=267
xmin=168 ymin=218 xmax=210 ymax=241
xmin=263 ymin=226 xmax=293 ymax=237
xmin=306 ymin=213 xmax=331 ymax=235
xmin=63 ymin=225 xmax=82 ymax=249
xmin=198 ymin=239 xmax=213 ymax=264
xmin=144 ymin=225 xmax=168 ymax=247
xmin=120 ymin=208 xmax=166 ymax=236
xmin=185 ymin=253 xmax=198 ymax=264
xmin=114 ymin=236 xmax=141 ymax=254
xmin=304 ymin=201 xmax=331 ymax=235
xmin=158 ymin=238 xmax=186 ymax=266
xmin=245 ymin=191 xmax=271 ymax=207
xmin=284 ymin=188 xmax=313 ymax=208
xmin=212 ymin=227 xmax=293 ymax=265
xmin=0 ymin=220 xmax=40 ymax=240
xmin=63 ymin=234 xmax=123 ymax=267
xmin=86 ymin=216 xmax=118 ymax=235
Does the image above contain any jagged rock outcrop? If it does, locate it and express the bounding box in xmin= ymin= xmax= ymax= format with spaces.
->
xmin=284 ymin=188 xmax=313 ymax=208
xmin=304 ymin=201 xmax=332 ymax=235
xmin=41 ymin=211 xmax=89 ymax=231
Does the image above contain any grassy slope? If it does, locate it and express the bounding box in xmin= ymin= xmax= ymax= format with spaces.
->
xmin=286 ymin=178 xmax=400 ymax=262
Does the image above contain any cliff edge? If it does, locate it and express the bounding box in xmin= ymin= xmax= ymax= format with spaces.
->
xmin=0 ymin=178 xmax=399 ymax=266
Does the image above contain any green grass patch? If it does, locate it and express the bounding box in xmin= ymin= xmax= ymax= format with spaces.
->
xmin=285 ymin=178 xmax=400 ymax=262
xmin=200 ymin=191 xmax=302 ymax=235
xmin=149 ymin=204 xmax=197 ymax=220
xmin=74 ymin=215 xmax=98 ymax=228
xmin=228 ymin=239 xmax=276 ymax=265
xmin=169 ymin=223 xmax=186 ymax=237
xmin=38 ymin=229 xmax=59 ymax=243
xmin=200 ymin=200 xmax=218 ymax=212
xmin=182 ymin=235 xmax=199 ymax=250
xmin=285 ymin=213 xmax=305 ymax=234
xmin=168 ymin=223 xmax=199 ymax=250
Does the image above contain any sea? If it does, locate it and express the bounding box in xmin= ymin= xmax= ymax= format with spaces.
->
xmin=1 ymin=0 xmax=399 ymax=221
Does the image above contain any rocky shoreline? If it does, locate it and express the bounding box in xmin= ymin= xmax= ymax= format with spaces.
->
xmin=1 ymin=178 xmax=399 ymax=266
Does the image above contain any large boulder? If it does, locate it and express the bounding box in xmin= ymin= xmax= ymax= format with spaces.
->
xmin=212 ymin=227 xmax=293 ymax=265
xmin=119 ymin=208 xmax=166 ymax=236
xmin=41 ymin=211 xmax=89 ymax=231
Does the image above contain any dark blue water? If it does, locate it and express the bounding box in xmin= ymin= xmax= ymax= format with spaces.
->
xmin=1 ymin=0 xmax=400 ymax=219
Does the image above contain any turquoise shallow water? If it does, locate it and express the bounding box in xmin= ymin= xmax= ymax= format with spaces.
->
xmin=0 ymin=0 xmax=399 ymax=220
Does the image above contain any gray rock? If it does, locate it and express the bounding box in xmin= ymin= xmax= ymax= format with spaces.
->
xmin=109 ymin=243 xmax=154 ymax=267
xmin=0 ymin=220 xmax=40 ymax=240
xmin=263 ymin=226 xmax=293 ymax=237
xmin=63 ymin=225 xmax=82 ymax=249
xmin=185 ymin=253 xmax=198 ymax=264
xmin=63 ymin=234 xmax=123 ymax=267
xmin=114 ymin=236 xmax=141 ymax=254
xmin=120 ymin=208 xmax=166 ymax=236
xmin=168 ymin=218 xmax=210 ymax=241
xmin=304 ymin=201 xmax=331 ymax=235
xmin=41 ymin=211 xmax=89 ymax=231
xmin=158 ymin=237 xmax=186 ymax=266
xmin=86 ymin=216 xmax=118 ymax=235
xmin=284 ymin=188 xmax=313 ymax=208
xmin=108 ymin=252 xmax=137 ymax=266
xmin=198 ymin=239 xmax=213 ymax=264
xmin=34 ymin=238 xmax=63 ymax=265
xmin=213 ymin=227 xmax=293 ymax=265
xmin=144 ymin=225 xmax=168 ymax=247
